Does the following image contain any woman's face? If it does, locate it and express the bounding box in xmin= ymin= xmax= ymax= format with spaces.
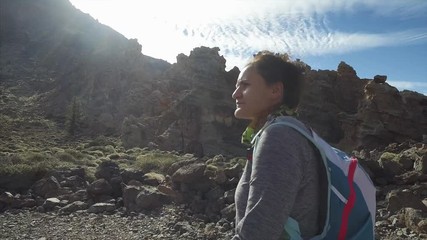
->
xmin=232 ymin=66 xmax=282 ymax=120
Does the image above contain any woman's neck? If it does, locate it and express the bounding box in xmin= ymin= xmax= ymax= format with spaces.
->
xmin=250 ymin=104 xmax=295 ymax=131
xmin=250 ymin=113 xmax=270 ymax=131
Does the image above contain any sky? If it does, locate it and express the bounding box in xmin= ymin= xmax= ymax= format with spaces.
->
xmin=69 ymin=0 xmax=427 ymax=95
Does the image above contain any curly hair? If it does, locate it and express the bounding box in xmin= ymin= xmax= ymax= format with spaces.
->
xmin=246 ymin=51 xmax=305 ymax=109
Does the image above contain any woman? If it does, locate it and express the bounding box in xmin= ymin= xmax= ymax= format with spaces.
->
xmin=231 ymin=52 xmax=327 ymax=239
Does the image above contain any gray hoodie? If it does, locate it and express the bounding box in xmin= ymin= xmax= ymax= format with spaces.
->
xmin=232 ymin=116 xmax=327 ymax=240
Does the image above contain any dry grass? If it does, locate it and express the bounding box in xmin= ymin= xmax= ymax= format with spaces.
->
xmin=134 ymin=151 xmax=181 ymax=173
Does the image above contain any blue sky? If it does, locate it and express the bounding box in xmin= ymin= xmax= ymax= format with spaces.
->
xmin=69 ymin=0 xmax=427 ymax=95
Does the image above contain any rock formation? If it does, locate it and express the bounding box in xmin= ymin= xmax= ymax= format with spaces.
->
xmin=121 ymin=47 xmax=244 ymax=156
xmin=298 ymin=62 xmax=427 ymax=152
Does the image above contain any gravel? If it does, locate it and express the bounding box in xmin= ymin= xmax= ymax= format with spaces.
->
xmin=2 ymin=204 xmax=426 ymax=239
xmin=0 ymin=204 xmax=235 ymax=240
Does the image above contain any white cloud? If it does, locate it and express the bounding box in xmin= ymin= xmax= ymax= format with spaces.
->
xmin=159 ymin=13 xmax=427 ymax=69
xmin=243 ymin=0 xmax=427 ymax=18
xmin=388 ymin=81 xmax=427 ymax=95
xmin=69 ymin=0 xmax=427 ymax=71
xmin=69 ymin=0 xmax=427 ymax=26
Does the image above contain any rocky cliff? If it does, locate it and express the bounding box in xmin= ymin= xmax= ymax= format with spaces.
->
xmin=120 ymin=47 xmax=244 ymax=156
xmin=298 ymin=62 xmax=427 ymax=152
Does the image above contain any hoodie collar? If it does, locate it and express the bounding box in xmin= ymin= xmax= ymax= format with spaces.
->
xmin=241 ymin=105 xmax=297 ymax=146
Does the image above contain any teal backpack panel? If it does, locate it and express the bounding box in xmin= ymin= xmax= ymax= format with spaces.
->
xmin=268 ymin=120 xmax=376 ymax=240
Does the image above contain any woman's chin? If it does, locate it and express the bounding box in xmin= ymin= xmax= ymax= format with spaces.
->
xmin=234 ymin=110 xmax=251 ymax=120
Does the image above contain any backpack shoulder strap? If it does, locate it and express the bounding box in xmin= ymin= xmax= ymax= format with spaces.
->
xmin=267 ymin=119 xmax=332 ymax=240
xmin=268 ymin=120 xmax=329 ymax=166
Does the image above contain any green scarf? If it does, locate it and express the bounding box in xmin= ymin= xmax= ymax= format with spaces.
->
xmin=241 ymin=105 xmax=297 ymax=146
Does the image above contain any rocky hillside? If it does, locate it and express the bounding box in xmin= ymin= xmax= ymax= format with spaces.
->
xmin=1 ymin=0 xmax=426 ymax=157
xmin=0 ymin=0 xmax=246 ymax=157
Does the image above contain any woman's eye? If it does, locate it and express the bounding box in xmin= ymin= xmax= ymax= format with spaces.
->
xmin=235 ymin=82 xmax=249 ymax=89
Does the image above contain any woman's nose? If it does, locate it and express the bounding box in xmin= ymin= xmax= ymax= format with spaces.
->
xmin=232 ymin=88 xmax=240 ymax=99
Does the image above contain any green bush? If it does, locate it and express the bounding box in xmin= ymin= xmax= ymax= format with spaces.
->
xmin=380 ymin=152 xmax=398 ymax=162
xmin=82 ymin=150 xmax=104 ymax=157
xmin=25 ymin=152 xmax=48 ymax=162
xmin=0 ymin=153 xmax=22 ymax=165
xmin=228 ymin=157 xmax=246 ymax=168
xmin=85 ymin=145 xmax=116 ymax=155
xmin=85 ymin=136 xmax=117 ymax=148
xmin=84 ymin=167 xmax=97 ymax=183
xmin=134 ymin=151 xmax=180 ymax=173
xmin=125 ymin=147 xmax=148 ymax=155
xmin=0 ymin=151 xmax=72 ymax=176
xmin=57 ymin=151 xmax=77 ymax=163
xmin=1 ymin=163 xmax=35 ymax=175
xmin=56 ymin=149 xmax=96 ymax=166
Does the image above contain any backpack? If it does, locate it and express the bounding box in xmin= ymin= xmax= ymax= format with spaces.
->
xmin=260 ymin=118 xmax=376 ymax=240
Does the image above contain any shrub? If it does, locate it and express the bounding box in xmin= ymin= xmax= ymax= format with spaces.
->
xmin=125 ymin=147 xmax=148 ymax=155
xmin=134 ymin=151 xmax=180 ymax=173
xmin=85 ymin=145 xmax=116 ymax=155
xmin=0 ymin=151 xmax=72 ymax=176
xmin=0 ymin=153 xmax=23 ymax=165
xmin=229 ymin=157 xmax=246 ymax=168
xmin=84 ymin=167 xmax=97 ymax=183
xmin=82 ymin=150 xmax=104 ymax=157
xmin=56 ymin=151 xmax=77 ymax=163
xmin=85 ymin=136 xmax=117 ymax=148
xmin=25 ymin=152 xmax=48 ymax=162
xmin=380 ymin=152 xmax=398 ymax=162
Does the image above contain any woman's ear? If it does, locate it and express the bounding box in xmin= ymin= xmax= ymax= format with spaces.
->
xmin=271 ymin=82 xmax=284 ymax=100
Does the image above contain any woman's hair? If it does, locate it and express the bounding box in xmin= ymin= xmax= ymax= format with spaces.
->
xmin=246 ymin=51 xmax=304 ymax=109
